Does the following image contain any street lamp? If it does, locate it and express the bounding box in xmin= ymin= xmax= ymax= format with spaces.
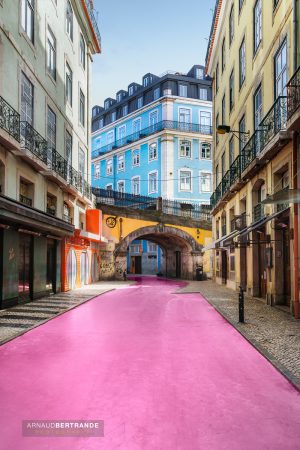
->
xmin=216 ymin=124 xmax=250 ymax=144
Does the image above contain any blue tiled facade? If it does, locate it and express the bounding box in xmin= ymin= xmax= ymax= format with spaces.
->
xmin=91 ymin=65 xmax=213 ymax=274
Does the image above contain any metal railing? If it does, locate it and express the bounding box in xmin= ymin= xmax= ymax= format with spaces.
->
xmin=93 ymin=187 xmax=211 ymax=221
xmin=287 ymin=65 xmax=300 ymax=119
xmin=63 ymin=214 xmax=72 ymax=223
xmin=211 ymin=96 xmax=288 ymax=210
xmin=0 ymin=95 xmax=93 ymax=201
xmin=20 ymin=194 xmax=32 ymax=207
xmin=47 ymin=207 xmax=56 ymax=216
xmin=0 ymin=96 xmax=20 ymax=142
xmin=92 ymin=120 xmax=212 ymax=158
xmin=82 ymin=0 xmax=101 ymax=49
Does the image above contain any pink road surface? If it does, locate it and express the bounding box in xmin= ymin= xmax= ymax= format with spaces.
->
xmin=0 ymin=277 xmax=300 ymax=450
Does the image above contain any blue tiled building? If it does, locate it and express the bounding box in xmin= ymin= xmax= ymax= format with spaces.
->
xmin=91 ymin=65 xmax=213 ymax=274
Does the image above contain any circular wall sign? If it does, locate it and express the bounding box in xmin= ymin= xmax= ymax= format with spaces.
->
xmin=106 ymin=216 xmax=117 ymax=228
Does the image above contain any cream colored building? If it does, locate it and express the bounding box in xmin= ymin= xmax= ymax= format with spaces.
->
xmin=206 ymin=0 xmax=300 ymax=316
xmin=0 ymin=0 xmax=101 ymax=307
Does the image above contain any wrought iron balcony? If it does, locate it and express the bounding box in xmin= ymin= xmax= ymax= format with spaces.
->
xmin=92 ymin=120 xmax=213 ymax=158
xmin=253 ymin=204 xmax=265 ymax=222
xmin=82 ymin=0 xmax=101 ymax=50
xmin=21 ymin=122 xmax=48 ymax=165
xmin=240 ymin=133 xmax=257 ymax=172
xmin=287 ymin=65 xmax=300 ymax=120
xmin=0 ymin=96 xmax=20 ymax=142
xmin=259 ymin=96 xmax=287 ymax=149
xmin=20 ymin=194 xmax=33 ymax=207
xmin=222 ymin=170 xmax=230 ymax=194
xmin=229 ymin=155 xmax=241 ymax=185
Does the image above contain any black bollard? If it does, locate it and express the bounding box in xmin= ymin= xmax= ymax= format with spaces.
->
xmin=239 ymin=286 xmax=244 ymax=323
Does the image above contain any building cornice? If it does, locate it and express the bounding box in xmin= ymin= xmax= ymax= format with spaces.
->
xmin=206 ymin=0 xmax=224 ymax=76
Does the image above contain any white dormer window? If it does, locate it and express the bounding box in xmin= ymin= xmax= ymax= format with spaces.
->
xmin=137 ymin=97 xmax=143 ymax=108
xmin=129 ymin=86 xmax=134 ymax=96
xmin=117 ymin=93 xmax=123 ymax=102
xmin=122 ymin=105 xmax=128 ymax=116
xmin=143 ymin=77 xmax=149 ymax=87
xmin=104 ymin=101 xmax=110 ymax=110
xmin=196 ymin=68 xmax=204 ymax=79
xmin=179 ymin=85 xmax=188 ymax=97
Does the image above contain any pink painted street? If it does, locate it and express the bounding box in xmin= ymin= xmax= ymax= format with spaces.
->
xmin=0 ymin=277 xmax=300 ymax=450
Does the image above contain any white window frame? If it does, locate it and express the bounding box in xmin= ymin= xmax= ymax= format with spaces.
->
xmin=129 ymin=86 xmax=134 ymax=96
xmin=122 ymin=105 xmax=128 ymax=116
xmin=132 ymin=176 xmax=140 ymax=195
xmin=66 ymin=0 xmax=73 ymax=42
xmin=199 ymin=111 xmax=212 ymax=126
xmin=199 ymin=88 xmax=208 ymax=101
xmin=200 ymin=142 xmax=212 ymax=159
xmin=21 ymin=0 xmax=35 ymax=43
xmin=196 ymin=68 xmax=204 ymax=79
xmin=79 ymin=33 xmax=86 ymax=70
xmin=118 ymin=125 xmax=126 ymax=141
xmin=133 ymin=118 xmax=141 ymax=135
xmin=178 ymin=107 xmax=192 ymax=124
xmin=107 ymin=130 xmax=114 ymax=147
xmin=148 ymin=142 xmax=158 ymax=161
xmin=149 ymin=109 xmax=159 ymax=126
xmin=117 ymin=180 xmax=125 ymax=193
xmin=47 ymin=26 xmax=56 ymax=80
xmin=132 ymin=149 xmax=140 ymax=167
xmin=179 ymin=84 xmax=188 ymax=97
xmin=179 ymin=169 xmax=192 ymax=192
xmin=254 ymin=0 xmax=262 ymax=54
xmin=148 ymin=170 xmax=158 ymax=194
xmin=65 ymin=62 xmax=72 ymax=106
xmin=106 ymin=159 xmax=113 ymax=175
xmin=179 ymin=140 xmax=192 ymax=158
xmin=94 ymin=163 xmax=100 ymax=179
xmin=104 ymin=101 xmax=110 ymax=110
xmin=137 ymin=97 xmax=143 ymax=108
xmin=200 ymin=171 xmax=212 ymax=193
xmin=117 ymin=153 xmax=125 ymax=172
xmin=79 ymin=89 xmax=85 ymax=127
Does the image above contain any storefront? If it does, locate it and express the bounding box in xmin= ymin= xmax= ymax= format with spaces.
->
xmin=0 ymin=195 xmax=74 ymax=308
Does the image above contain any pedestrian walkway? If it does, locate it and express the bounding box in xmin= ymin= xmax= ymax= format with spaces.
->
xmin=0 ymin=280 xmax=133 ymax=345
xmin=0 ymin=276 xmax=299 ymax=450
xmin=178 ymin=280 xmax=300 ymax=389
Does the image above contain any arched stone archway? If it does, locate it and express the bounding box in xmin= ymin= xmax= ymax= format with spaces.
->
xmin=114 ymin=224 xmax=203 ymax=280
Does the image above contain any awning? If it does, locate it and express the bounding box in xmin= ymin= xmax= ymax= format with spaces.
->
xmin=262 ymin=189 xmax=300 ymax=205
xmin=237 ymin=207 xmax=289 ymax=239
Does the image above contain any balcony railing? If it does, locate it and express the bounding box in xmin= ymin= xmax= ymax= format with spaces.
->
xmin=20 ymin=194 xmax=33 ymax=207
xmin=0 ymin=95 xmax=93 ymax=201
xmin=82 ymin=0 xmax=102 ymax=50
xmin=253 ymin=204 xmax=265 ymax=222
xmin=211 ymin=96 xmax=288 ymax=211
xmin=93 ymin=187 xmax=211 ymax=221
xmin=63 ymin=214 xmax=72 ymax=223
xmin=287 ymin=65 xmax=300 ymax=120
xmin=0 ymin=96 xmax=20 ymax=142
xmin=92 ymin=120 xmax=212 ymax=158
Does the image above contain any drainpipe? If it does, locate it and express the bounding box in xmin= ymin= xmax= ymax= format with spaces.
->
xmin=293 ymin=133 xmax=299 ymax=319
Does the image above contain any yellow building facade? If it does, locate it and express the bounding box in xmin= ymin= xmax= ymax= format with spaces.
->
xmin=206 ymin=0 xmax=300 ymax=316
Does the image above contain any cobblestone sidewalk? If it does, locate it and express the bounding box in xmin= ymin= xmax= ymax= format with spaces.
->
xmin=178 ymin=280 xmax=300 ymax=389
xmin=0 ymin=280 xmax=133 ymax=345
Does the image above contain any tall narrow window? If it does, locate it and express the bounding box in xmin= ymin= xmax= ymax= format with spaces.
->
xmin=222 ymin=38 xmax=226 ymax=72
xmin=196 ymin=68 xmax=204 ymax=79
xmin=254 ymin=84 xmax=262 ymax=130
xmin=229 ymin=137 xmax=234 ymax=166
xmin=239 ymin=0 xmax=244 ymax=13
xmin=154 ymin=87 xmax=160 ymax=100
xmin=254 ymin=0 xmax=262 ymax=54
xmin=66 ymin=63 xmax=72 ymax=106
xmin=199 ymin=88 xmax=208 ymax=100
xmin=47 ymin=106 xmax=56 ymax=161
xmin=79 ymin=89 xmax=85 ymax=127
xmin=80 ymin=34 xmax=86 ymax=70
xmin=79 ymin=149 xmax=85 ymax=178
xmin=106 ymin=159 xmax=113 ymax=175
xmin=66 ymin=131 xmax=72 ymax=165
xmin=180 ymin=171 xmax=192 ymax=191
xmin=132 ymin=177 xmax=140 ymax=195
xmin=221 ymin=152 xmax=225 ymax=178
xmin=66 ymin=0 xmax=73 ymax=41
xmin=179 ymin=140 xmax=191 ymax=158
xmin=118 ymin=125 xmax=126 ymax=143
xmin=200 ymin=172 xmax=212 ymax=192
xmin=149 ymin=142 xmax=157 ymax=160
xmin=216 ymin=63 xmax=219 ymax=93
xmin=179 ymin=85 xmax=188 ymax=97
xmin=275 ymin=39 xmax=287 ymax=98
xmin=216 ymin=113 xmax=219 ymax=145
xmin=229 ymin=5 xmax=234 ymax=45
xmin=47 ymin=27 xmax=56 ymax=80
xmin=239 ymin=115 xmax=246 ymax=152
xmin=133 ymin=118 xmax=141 ymax=135
xmin=149 ymin=172 xmax=158 ymax=194
xmin=222 ymin=94 xmax=226 ymax=124
xmin=229 ymin=69 xmax=234 ymax=111
xmin=137 ymin=97 xmax=143 ymax=108
xmin=149 ymin=110 xmax=158 ymax=126
xmin=20 ymin=72 xmax=34 ymax=125
xmin=239 ymin=37 xmax=246 ymax=88
xmin=21 ymin=0 xmax=34 ymax=43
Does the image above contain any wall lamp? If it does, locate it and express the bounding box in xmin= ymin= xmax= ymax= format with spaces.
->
xmin=216 ymin=125 xmax=250 ymax=143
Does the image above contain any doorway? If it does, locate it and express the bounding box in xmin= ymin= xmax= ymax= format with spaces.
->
xmin=257 ymin=229 xmax=267 ymax=298
xmin=131 ymin=256 xmax=142 ymax=274
xmin=18 ymin=233 xmax=32 ymax=302
xmin=282 ymin=226 xmax=291 ymax=306
xmin=221 ymin=250 xmax=227 ymax=284
xmin=46 ymin=239 xmax=56 ymax=292
xmin=175 ymin=251 xmax=181 ymax=278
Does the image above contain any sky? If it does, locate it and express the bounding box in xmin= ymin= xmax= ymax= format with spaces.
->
xmin=91 ymin=0 xmax=216 ymax=107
